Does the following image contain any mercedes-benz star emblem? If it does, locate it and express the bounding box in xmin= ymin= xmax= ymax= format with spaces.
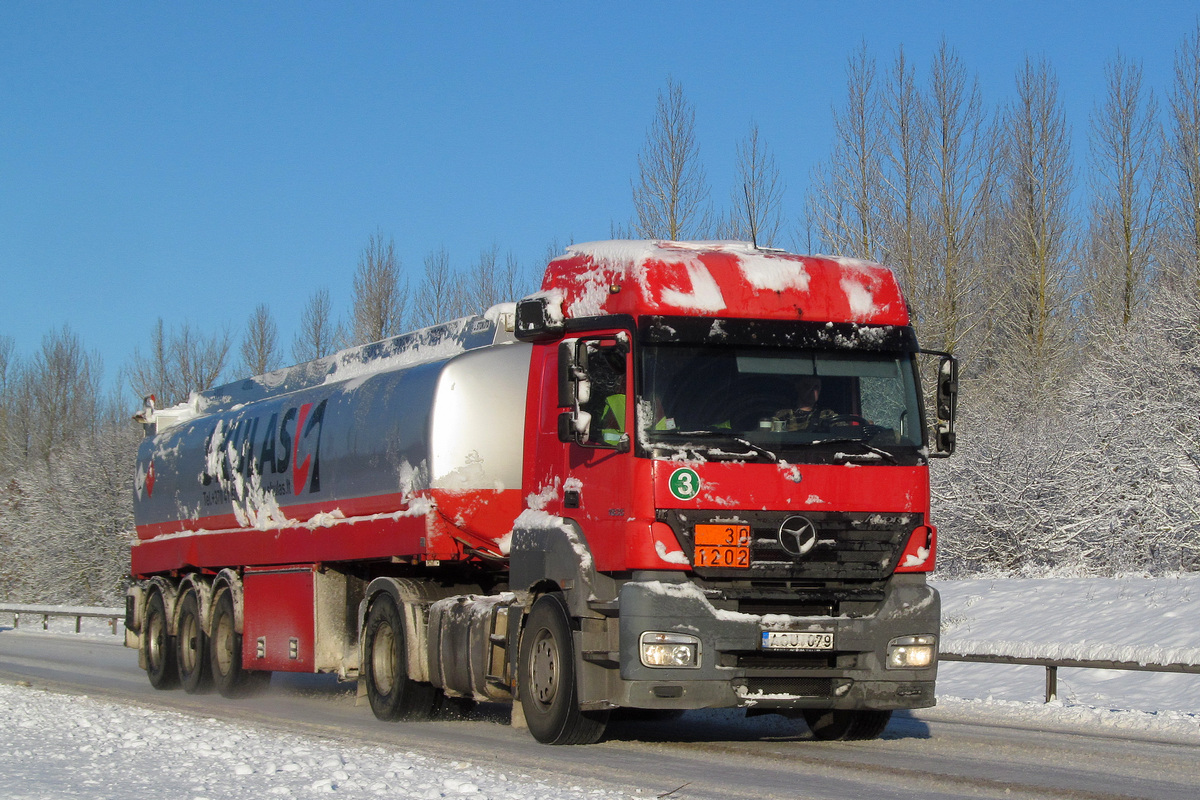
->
xmin=778 ymin=516 xmax=818 ymax=558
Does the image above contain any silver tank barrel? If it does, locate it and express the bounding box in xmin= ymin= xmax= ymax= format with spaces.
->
xmin=133 ymin=312 xmax=530 ymax=543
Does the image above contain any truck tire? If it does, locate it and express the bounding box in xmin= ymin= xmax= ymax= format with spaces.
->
xmin=176 ymin=588 xmax=211 ymax=693
xmin=209 ymin=589 xmax=269 ymax=698
xmin=362 ymin=593 xmax=438 ymax=721
xmin=803 ymin=709 xmax=892 ymax=741
xmin=518 ymin=593 xmax=609 ymax=745
xmin=143 ymin=590 xmax=178 ymax=690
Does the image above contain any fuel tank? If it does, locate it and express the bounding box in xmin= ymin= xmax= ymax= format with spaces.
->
xmin=132 ymin=309 xmax=530 ymax=561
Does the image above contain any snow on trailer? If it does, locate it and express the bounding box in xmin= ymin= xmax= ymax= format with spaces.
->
xmin=125 ymin=240 xmax=958 ymax=745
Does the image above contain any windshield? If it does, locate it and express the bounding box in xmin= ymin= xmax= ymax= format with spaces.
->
xmin=639 ymin=344 xmax=924 ymax=463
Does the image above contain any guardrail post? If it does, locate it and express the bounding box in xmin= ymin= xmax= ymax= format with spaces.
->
xmin=1045 ymin=665 xmax=1058 ymax=703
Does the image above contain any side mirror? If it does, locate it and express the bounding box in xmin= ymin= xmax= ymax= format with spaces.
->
xmin=933 ymin=355 xmax=958 ymax=457
xmin=558 ymin=339 xmax=592 ymax=445
xmin=515 ymin=296 xmax=565 ymax=342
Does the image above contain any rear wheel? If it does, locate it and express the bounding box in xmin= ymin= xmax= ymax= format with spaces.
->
xmin=518 ymin=593 xmax=608 ymax=745
xmin=803 ymin=709 xmax=892 ymax=741
xmin=209 ymin=589 xmax=269 ymax=698
xmin=143 ymin=590 xmax=178 ymax=690
xmin=362 ymin=593 xmax=438 ymax=721
xmin=176 ymin=588 xmax=211 ymax=693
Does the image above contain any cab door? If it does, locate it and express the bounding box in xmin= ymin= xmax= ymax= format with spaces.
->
xmin=556 ymin=331 xmax=636 ymax=572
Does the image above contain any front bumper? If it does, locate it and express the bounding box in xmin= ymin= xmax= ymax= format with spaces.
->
xmin=609 ymin=573 xmax=939 ymax=711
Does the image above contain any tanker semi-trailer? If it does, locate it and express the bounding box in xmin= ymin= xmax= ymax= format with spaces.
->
xmin=125 ymin=240 xmax=957 ymax=745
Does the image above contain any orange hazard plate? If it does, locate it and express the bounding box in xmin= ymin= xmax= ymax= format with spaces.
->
xmin=694 ymin=523 xmax=751 ymax=569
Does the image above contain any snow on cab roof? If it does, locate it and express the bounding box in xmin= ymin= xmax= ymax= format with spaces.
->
xmin=546 ymin=240 xmax=909 ymax=326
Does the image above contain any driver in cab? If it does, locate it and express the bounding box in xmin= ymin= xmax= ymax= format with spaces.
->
xmin=773 ymin=376 xmax=840 ymax=432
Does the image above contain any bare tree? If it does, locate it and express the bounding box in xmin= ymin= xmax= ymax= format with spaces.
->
xmin=0 ymin=327 xmax=143 ymax=604
xmin=1084 ymin=53 xmax=1163 ymax=334
xmin=292 ymin=288 xmax=338 ymax=362
xmin=129 ymin=318 xmax=231 ymax=408
xmin=460 ymin=245 xmax=500 ymax=314
xmin=544 ymin=237 xmax=571 ymax=267
xmin=239 ymin=303 xmax=280 ymax=376
xmin=0 ymin=336 xmax=15 ymax=471
xmin=997 ymin=56 xmax=1077 ymax=370
xmin=926 ymin=40 xmax=995 ymax=354
xmin=22 ymin=326 xmax=102 ymax=463
xmin=500 ymin=251 xmax=531 ymax=302
xmin=730 ymin=122 xmax=785 ymax=247
xmin=878 ymin=46 xmax=931 ymax=320
xmin=349 ymin=232 xmax=408 ymax=345
xmin=809 ymin=43 xmax=886 ymax=260
xmin=413 ymin=246 xmax=469 ymax=328
xmin=1166 ymin=20 xmax=1200 ymax=287
xmin=632 ymin=77 xmax=712 ymax=240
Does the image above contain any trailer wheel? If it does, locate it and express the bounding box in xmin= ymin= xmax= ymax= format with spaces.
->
xmin=517 ymin=593 xmax=608 ymax=745
xmin=176 ymin=588 xmax=211 ymax=693
xmin=362 ymin=593 xmax=437 ymax=721
xmin=209 ymin=589 xmax=269 ymax=698
xmin=143 ymin=590 xmax=179 ymax=690
xmin=803 ymin=709 xmax=892 ymax=741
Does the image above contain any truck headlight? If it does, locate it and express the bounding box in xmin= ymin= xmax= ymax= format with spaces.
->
xmin=887 ymin=635 xmax=936 ymax=669
xmin=640 ymin=632 xmax=701 ymax=668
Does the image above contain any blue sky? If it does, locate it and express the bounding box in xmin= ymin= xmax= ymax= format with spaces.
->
xmin=2 ymin=1 xmax=1197 ymax=395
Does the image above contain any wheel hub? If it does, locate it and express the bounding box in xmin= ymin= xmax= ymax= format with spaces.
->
xmin=530 ymin=631 xmax=559 ymax=706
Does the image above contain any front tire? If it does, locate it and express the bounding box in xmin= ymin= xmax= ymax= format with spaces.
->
xmin=803 ymin=709 xmax=892 ymax=741
xmin=361 ymin=593 xmax=438 ymax=721
xmin=518 ymin=593 xmax=608 ymax=745
xmin=176 ymin=588 xmax=211 ymax=693
xmin=143 ymin=590 xmax=178 ymax=690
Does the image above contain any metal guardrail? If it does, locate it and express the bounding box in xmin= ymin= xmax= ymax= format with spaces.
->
xmin=0 ymin=604 xmax=124 ymax=635
xmin=939 ymin=647 xmax=1200 ymax=703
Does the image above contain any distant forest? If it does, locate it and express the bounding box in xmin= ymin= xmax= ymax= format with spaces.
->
xmin=5 ymin=29 xmax=1200 ymax=602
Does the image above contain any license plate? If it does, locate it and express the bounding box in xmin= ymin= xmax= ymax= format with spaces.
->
xmin=694 ymin=523 xmax=750 ymax=569
xmin=761 ymin=631 xmax=835 ymax=651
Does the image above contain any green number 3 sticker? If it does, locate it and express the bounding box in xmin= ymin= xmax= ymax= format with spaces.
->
xmin=669 ymin=467 xmax=701 ymax=501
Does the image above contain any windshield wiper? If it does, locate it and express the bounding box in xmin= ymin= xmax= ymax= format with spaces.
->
xmin=652 ymin=430 xmax=780 ymax=463
xmin=809 ymin=436 xmax=897 ymax=464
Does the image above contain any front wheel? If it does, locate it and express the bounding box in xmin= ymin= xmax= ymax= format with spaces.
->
xmin=518 ymin=593 xmax=608 ymax=745
xmin=361 ymin=594 xmax=438 ymax=721
xmin=803 ymin=709 xmax=892 ymax=741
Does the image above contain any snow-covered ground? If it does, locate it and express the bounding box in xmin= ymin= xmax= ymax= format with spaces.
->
xmin=3 ymin=575 xmax=1200 ymax=798
xmin=931 ymin=574 xmax=1200 ymax=742
xmin=0 ymin=681 xmax=625 ymax=800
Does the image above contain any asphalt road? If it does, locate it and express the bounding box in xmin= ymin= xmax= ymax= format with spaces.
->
xmin=3 ymin=628 xmax=1199 ymax=800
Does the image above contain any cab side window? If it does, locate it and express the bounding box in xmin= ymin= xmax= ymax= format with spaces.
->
xmin=581 ymin=342 xmax=627 ymax=447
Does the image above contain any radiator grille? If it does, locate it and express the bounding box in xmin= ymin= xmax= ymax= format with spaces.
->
xmin=668 ymin=510 xmax=921 ymax=581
